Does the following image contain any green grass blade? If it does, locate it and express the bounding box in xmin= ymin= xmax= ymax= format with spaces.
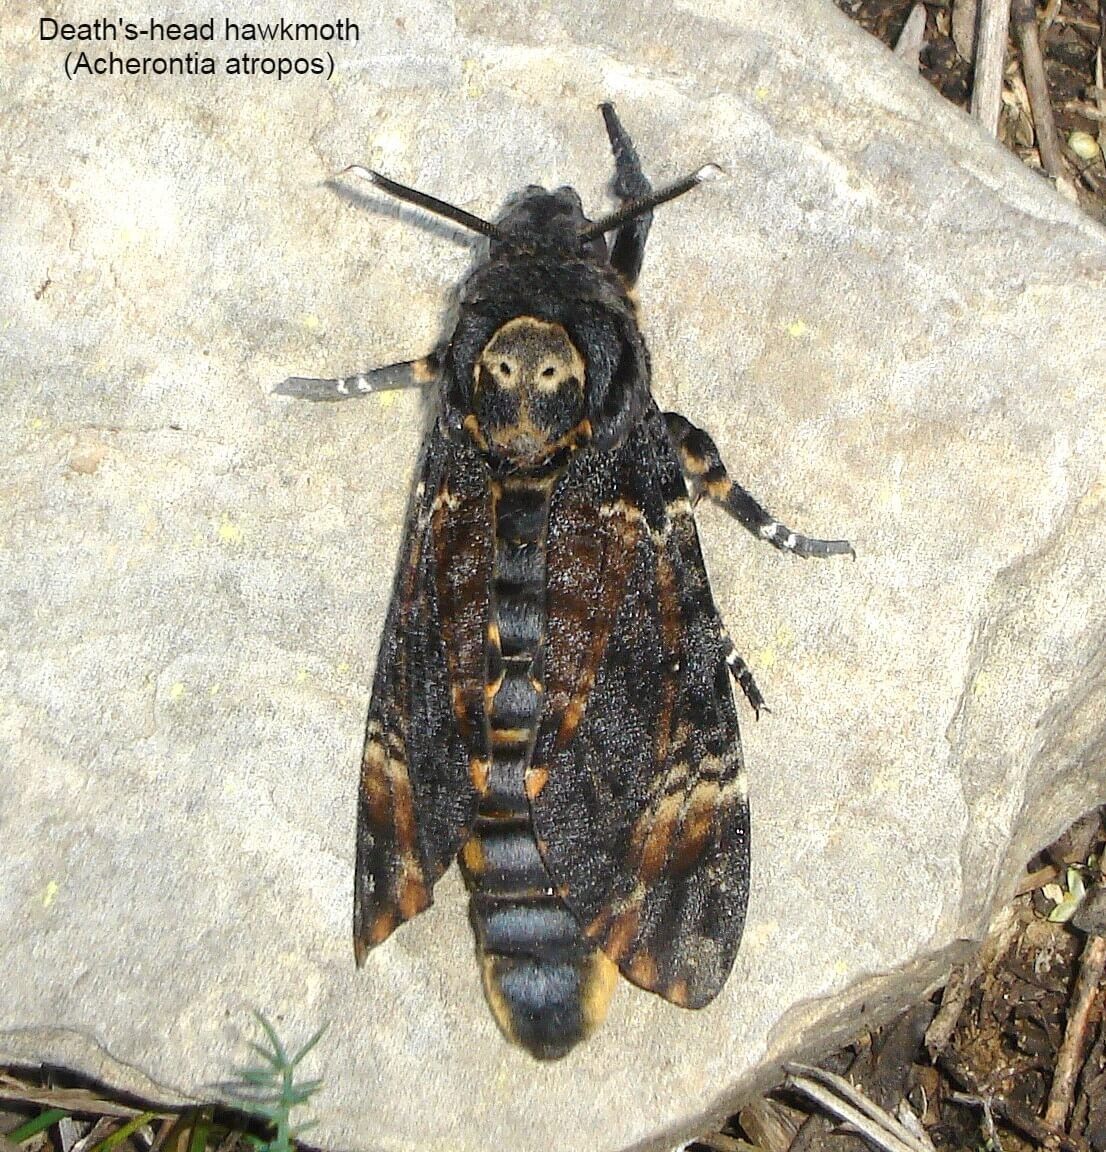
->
xmin=8 ymin=1109 xmax=70 ymax=1143
xmin=287 ymin=1079 xmax=323 ymax=1099
xmin=89 ymin=1111 xmax=159 ymax=1152
xmin=185 ymin=1108 xmax=212 ymax=1152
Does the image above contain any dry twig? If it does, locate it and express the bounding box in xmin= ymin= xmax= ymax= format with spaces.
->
xmin=56 ymin=1116 xmax=82 ymax=1152
xmin=949 ymin=1092 xmax=1005 ymax=1152
xmin=698 ymin=1132 xmax=759 ymax=1152
xmin=69 ymin=1117 xmax=115 ymax=1152
xmin=972 ymin=0 xmax=1014 ymax=134
xmin=928 ymin=910 xmax=1020 ymax=1055
xmin=893 ymin=1102 xmax=936 ymax=1152
xmin=1044 ymin=933 xmax=1106 ymax=1132
xmin=737 ymin=1096 xmax=800 ymax=1152
xmin=1062 ymin=101 xmax=1106 ymax=120
xmin=783 ymin=1064 xmax=931 ymax=1152
xmin=1097 ymin=46 xmax=1106 ymax=154
xmin=0 ymin=1075 xmax=173 ymax=1121
xmin=1017 ymin=861 xmax=1062 ymax=896
xmin=954 ymin=0 xmax=981 ymax=60
xmin=1053 ymin=12 xmax=1104 ymax=28
xmin=1012 ymin=0 xmax=1067 ymax=177
xmin=1064 ymin=140 xmax=1106 ymax=192
xmin=925 ymin=958 xmax=983 ymax=1055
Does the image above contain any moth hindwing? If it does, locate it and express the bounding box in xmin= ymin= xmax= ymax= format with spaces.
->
xmin=280 ymin=104 xmax=853 ymax=1061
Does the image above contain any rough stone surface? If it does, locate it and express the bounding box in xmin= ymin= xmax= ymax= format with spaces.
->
xmin=3 ymin=2 xmax=1106 ymax=1150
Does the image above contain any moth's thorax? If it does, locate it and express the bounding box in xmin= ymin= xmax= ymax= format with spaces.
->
xmin=464 ymin=316 xmax=593 ymax=468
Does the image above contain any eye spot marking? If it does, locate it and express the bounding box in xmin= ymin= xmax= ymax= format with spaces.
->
xmin=536 ymin=361 xmax=574 ymax=393
xmin=478 ymin=354 xmax=519 ymax=390
xmin=480 ymin=316 xmax=587 ymax=398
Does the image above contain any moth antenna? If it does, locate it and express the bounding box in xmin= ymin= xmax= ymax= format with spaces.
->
xmin=342 ymin=165 xmax=506 ymax=241
xmin=578 ymin=163 xmax=724 ymax=240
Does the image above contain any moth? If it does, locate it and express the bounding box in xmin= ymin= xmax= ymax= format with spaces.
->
xmin=278 ymin=105 xmax=853 ymax=1060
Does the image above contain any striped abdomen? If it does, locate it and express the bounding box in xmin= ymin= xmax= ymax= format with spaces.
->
xmin=458 ymin=472 xmax=616 ymax=1060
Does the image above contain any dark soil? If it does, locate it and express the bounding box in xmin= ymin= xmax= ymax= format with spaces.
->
xmin=833 ymin=0 xmax=1106 ymax=222
xmin=696 ymin=806 xmax=1106 ymax=1152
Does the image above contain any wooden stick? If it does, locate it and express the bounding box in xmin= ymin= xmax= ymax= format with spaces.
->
xmin=1015 ymin=861 xmax=1061 ymax=894
xmin=1061 ymin=100 xmax=1106 ymax=121
xmin=1053 ymin=12 xmax=1103 ymax=27
xmin=0 ymin=1077 xmax=173 ymax=1121
xmin=925 ymin=958 xmax=982 ymax=1054
xmin=782 ymin=1072 xmax=924 ymax=1152
xmin=1044 ymin=932 xmax=1106 ymax=1131
xmin=1096 ymin=44 xmax=1105 ymax=155
xmin=1012 ymin=0 xmax=1067 ymax=177
xmin=1041 ymin=0 xmax=1062 ymax=35
xmin=972 ymin=0 xmax=1013 ymax=134
xmin=953 ymin=0 xmax=981 ymax=61
xmin=738 ymin=1096 xmax=801 ymax=1152
xmin=894 ymin=4 xmax=928 ymax=66
xmin=699 ymin=1132 xmax=759 ymax=1152
xmin=784 ymin=1065 xmax=933 ymax=1152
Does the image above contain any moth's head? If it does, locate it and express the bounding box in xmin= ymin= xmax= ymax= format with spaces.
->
xmin=463 ymin=316 xmax=591 ymax=468
xmin=490 ymin=186 xmax=610 ymax=260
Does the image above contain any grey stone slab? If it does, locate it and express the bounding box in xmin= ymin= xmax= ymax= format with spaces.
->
xmin=3 ymin=1 xmax=1106 ymax=1150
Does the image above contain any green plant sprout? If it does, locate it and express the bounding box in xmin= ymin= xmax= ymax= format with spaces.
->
xmin=1043 ymin=864 xmax=1090 ymax=923
xmin=231 ymin=1013 xmax=327 ymax=1152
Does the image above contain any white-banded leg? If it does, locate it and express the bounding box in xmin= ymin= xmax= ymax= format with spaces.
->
xmin=664 ymin=412 xmax=855 ymax=560
xmin=723 ymin=634 xmax=769 ymax=719
xmin=274 ymin=352 xmax=440 ymax=402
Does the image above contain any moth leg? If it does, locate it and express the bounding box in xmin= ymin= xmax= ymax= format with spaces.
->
xmin=600 ymin=102 xmax=652 ymax=286
xmin=722 ymin=636 xmax=769 ymax=719
xmin=664 ymin=411 xmax=855 ymax=560
xmin=274 ymin=352 xmax=440 ymax=402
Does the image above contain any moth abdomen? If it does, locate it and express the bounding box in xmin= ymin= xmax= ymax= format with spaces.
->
xmin=455 ymin=465 xmax=616 ymax=1059
xmin=471 ymin=892 xmax=584 ymax=959
xmin=462 ymin=818 xmax=549 ymax=896
xmin=462 ymin=824 xmax=617 ymax=1060
xmin=477 ymin=942 xmax=618 ymax=1062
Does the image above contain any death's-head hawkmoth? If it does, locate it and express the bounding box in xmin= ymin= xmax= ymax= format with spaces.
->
xmin=278 ymin=104 xmax=853 ymax=1060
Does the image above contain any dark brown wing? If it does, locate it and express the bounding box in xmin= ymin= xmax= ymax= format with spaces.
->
xmin=353 ymin=424 xmax=490 ymax=961
xmin=530 ymin=404 xmax=749 ymax=1007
